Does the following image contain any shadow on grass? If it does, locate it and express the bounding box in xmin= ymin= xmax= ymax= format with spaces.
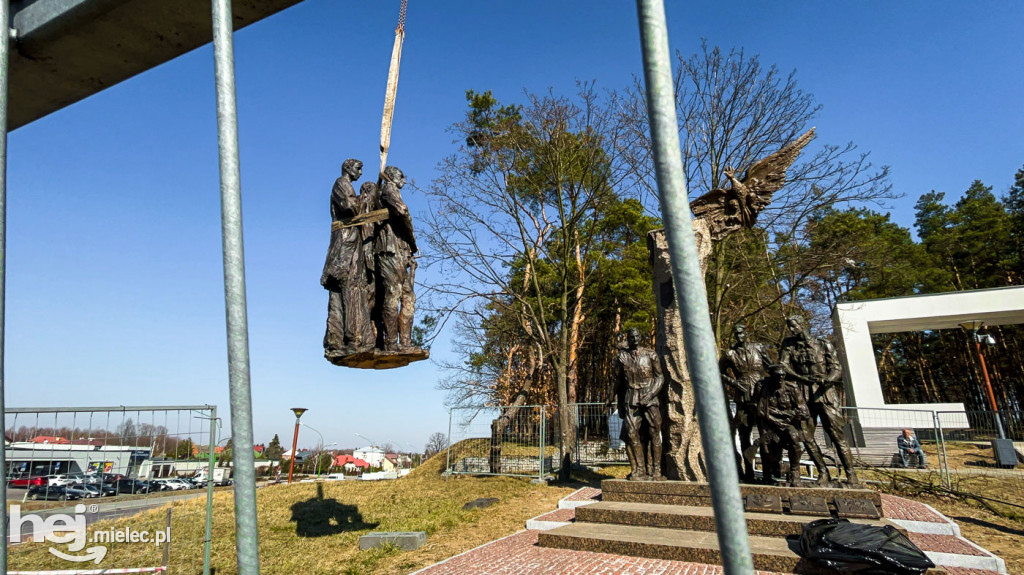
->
xmin=289 ymin=484 xmax=378 ymax=537
xmin=951 ymin=514 xmax=1024 ymax=536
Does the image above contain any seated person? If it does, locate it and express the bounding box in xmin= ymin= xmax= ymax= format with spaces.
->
xmin=897 ymin=429 xmax=927 ymax=468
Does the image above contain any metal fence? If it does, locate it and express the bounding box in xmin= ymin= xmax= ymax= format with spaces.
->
xmin=574 ymin=403 xmax=629 ymax=466
xmin=840 ymin=406 xmax=1024 ymax=508
xmin=445 ymin=405 xmax=555 ymax=480
xmin=4 ymin=405 xmax=222 ymax=573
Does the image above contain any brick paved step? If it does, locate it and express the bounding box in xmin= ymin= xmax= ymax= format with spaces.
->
xmin=538 ymin=523 xmax=947 ymax=575
xmin=538 ymin=522 xmax=821 ymax=573
xmin=575 ymin=501 xmax=902 ymax=537
xmin=602 ymin=479 xmax=880 ymax=509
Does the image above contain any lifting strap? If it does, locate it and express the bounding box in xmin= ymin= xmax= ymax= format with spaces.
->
xmin=379 ymin=0 xmax=407 ymax=175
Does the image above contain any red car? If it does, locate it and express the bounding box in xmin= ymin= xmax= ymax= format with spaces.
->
xmin=8 ymin=475 xmax=47 ymax=488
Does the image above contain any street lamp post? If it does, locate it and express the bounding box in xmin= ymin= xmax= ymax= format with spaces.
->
xmin=288 ymin=408 xmax=308 ymax=484
xmin=301 ymin=423 xmax=328 ymax=476
xmin=959 ymin=321 xmax=1005 ymax=439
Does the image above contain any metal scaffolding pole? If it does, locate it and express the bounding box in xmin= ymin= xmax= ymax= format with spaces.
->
xmin=0 ymin=0 xmax=10 ymax=571
xmin=210 ymin=0 xmax=260 ymax=572
xmin=634 ymin=1 xmax=753 ymax=573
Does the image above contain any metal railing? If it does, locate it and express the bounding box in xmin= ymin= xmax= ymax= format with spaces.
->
xmin=4 ymin=405 xmax=222 ymax=573
xmin=445 ymin=405 xmax=554 ymax=481
xmin=839 ymin=406 xmax=1024 ymax=509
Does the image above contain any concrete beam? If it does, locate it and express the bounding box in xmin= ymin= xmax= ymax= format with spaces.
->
xmin=8 ymin=0 xmax=307 ymax=130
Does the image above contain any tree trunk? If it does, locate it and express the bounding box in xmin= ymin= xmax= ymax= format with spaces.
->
xmin=647 ymin=222 xmax=714 ymax=482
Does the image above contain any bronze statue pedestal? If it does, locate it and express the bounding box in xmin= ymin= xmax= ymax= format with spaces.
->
xmin=325 ymin=347 xmax=429 ymax=370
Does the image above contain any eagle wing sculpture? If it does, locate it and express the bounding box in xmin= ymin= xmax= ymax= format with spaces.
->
xmin=690 ymin=128 xmax=815 ymax=241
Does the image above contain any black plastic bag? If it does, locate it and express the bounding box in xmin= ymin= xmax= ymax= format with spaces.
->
xmin=799 ymin=518 xmax=935 ymax=574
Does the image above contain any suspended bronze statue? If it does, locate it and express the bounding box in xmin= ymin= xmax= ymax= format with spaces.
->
xmin=321 ymin=161 xmax=427 ymax=369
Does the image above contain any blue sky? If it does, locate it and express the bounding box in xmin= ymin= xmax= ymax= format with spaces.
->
xmin=6 ymin=1 xmax=1023 ymax=452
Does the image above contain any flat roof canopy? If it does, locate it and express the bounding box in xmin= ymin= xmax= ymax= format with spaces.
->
xmin=9 ymin=0 xmax=306 ymax=130
xmin=832 ymin=285 xmax=1024 ymax=426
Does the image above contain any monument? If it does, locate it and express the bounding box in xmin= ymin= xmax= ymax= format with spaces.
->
xmin=610 ymin=328 xmax=666 ymax=481
xmin=779 ymin=315 xmax=859 ymax=485
xmin=649 ymin=128 xmax=814 ymax=481
xmin=321 ymin=161 xmax=428 ymax=369
xmin=718 ymin=323 xmax=771 ymax=482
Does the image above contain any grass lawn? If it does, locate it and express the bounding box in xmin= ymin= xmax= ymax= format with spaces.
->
xmin=8 ymin=454 xmax=577 ymax=574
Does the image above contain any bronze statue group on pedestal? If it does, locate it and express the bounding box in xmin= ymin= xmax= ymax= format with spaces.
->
xmin=613 ymin=317 xmax=859 ymax=487
xmin=320 ymin=159 xmax=426 ymax=369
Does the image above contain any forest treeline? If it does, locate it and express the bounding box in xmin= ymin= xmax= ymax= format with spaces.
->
xmin=420 ymin=44 xmax=1024 ymax=442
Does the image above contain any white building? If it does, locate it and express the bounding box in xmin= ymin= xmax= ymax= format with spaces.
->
xmin=354 ymin=446 xmax=385 ymax=467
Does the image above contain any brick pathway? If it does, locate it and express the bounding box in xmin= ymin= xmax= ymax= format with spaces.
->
xmin=414 ymin=489 xmax=1007 ymax=575
xmin=908 ymin=533 xmax=986 ymax=556
xmin=414 ymin=530 xmax=786 ymax=575
xmin=880 ymin=493 xmax=946 ymax=522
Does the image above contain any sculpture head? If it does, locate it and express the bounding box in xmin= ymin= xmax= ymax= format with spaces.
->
xmin=786 ymin=315 xmax=810 ymax=340
xmin=342 ymin=159 xmax=363 ymax=181
xmin=383 ymin=166 xmax=406 ymax=189
xmin=733 ymin=324 xmax=748 ymax=345
xmin=625 ymin=328 xmax=641 ymax=350
xmin=767 ymin=363 xmax=786 ymax=384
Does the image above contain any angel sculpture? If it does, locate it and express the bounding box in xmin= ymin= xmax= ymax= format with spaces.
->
xmin=690 ymin=128 xmax=815 ymax=242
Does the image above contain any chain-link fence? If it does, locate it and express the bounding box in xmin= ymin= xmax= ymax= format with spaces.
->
xmin=574 ymin=403 xmax=629 ymax=466
xmin=445 ymin=405 xmax=557 ymax=479
xmin=840 ymin=406 xmax=1024 ymax=509
xmin=4 ymin=405 xmax=225 ymax=573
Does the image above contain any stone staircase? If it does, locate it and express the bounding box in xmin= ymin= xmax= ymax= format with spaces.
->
xmin=539 ymin=479 xmax=943 ymax=574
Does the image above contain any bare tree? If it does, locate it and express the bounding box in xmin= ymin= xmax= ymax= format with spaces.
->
xmin=618 ymin=42 xmax=893 ymax=342
xmin=424 ymin=432 xmax=448 ymax=458
xmin=421 ymin=85 xmax=630 ymax=479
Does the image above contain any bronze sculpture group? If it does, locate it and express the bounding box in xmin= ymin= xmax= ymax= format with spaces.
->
xmin=613 ymin=318 xmax=858 ymax=487
xmin=321 ymin=159 xmax=425 ymax=369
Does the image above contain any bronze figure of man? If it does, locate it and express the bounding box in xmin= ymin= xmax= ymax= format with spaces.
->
xmin=719 ymin=324 xmax=770 ymax=482
xmin=612 ymin=328 xmax=665 ymax=481
xmin=779 ymin=315 xmax=859 ymax=485
xmin=373 ymin=166 xmax=418 ymax=351
xmin=321 ymin=159 xmax=375 ymax=355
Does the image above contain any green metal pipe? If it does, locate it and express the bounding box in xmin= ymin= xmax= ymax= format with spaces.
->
xmin=634 ymin=1 xmax=753 ymax=572
xmin=210 ymin=0 xmax=260 ymax=572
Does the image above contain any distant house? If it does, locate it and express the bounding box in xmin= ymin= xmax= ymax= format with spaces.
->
xmin=29 ymin=436 xmax=70 ymax=444
xmin=385 ymin=453 xmax=411 ymax=469
xmin=354 ymin=446 xmax=385 ymax=467
xmin=333 ymin=454 xmax=369 ymax=473
xmin=282 ymin=449 xmax=311 ymax=463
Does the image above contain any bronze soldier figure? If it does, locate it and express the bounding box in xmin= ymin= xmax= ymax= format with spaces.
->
xmin=321 ymin=159 xmax=375 ymax=355
xmin=779 ymin=315 xmax=859 ymax=485
xmin=611 ymin=328 xmax=665 ymax=481
xmin=719 ymin=324 xmax=770 ymax=482
xmin=373 ymin=166 xmax=418 ymax=351
xmin=757 ymin=364 xmax=810 ymax=485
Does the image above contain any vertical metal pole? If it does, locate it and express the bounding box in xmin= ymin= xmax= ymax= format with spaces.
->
xmin=288 ymin=419 xmax=300 ymax=484
xmin=210 ymin=0 xmax=259 ymax=572
xmin=0 ymin=0 xmax=10 ymax=570
xmin=934 ymin=412 xmax=949 ymax=489
xmin=203 ymin=407 xmax=217 ymax=575
xmin=445 ymin=409 xmax=453 ymax=477
xmin=538 ymin=406 xmax=545 ymax=480
xmin=634 ymin=2 xmax=752 ymax=572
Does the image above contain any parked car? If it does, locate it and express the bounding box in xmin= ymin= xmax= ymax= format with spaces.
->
xmin=8 ymin=475 xmax=47 ymax=488
xmin=101 ymin=473 xmax=125 ymax=485
xmin=63 ymin=484 xmax=99 ymax=499
xmin=141 ymin=480 xmax=169 ymax=492
xmin=45 ymin=474 xmax=74 ymax=487
xmin=27 ymin=485 xmax=81 ymax=501
xmin=161 ymin=479 xmax=190 ymax=491
xmin=112 ymin=479 xmax=150 ymax=495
